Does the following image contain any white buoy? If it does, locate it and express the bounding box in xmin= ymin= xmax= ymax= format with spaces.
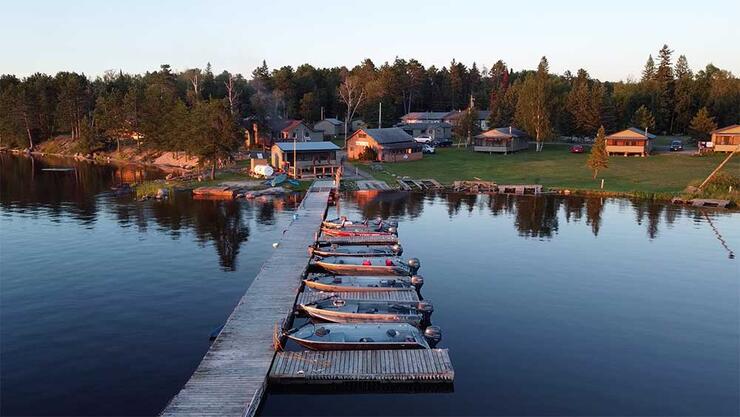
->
xmin=272 ymin=242 xmax=279 ymax=248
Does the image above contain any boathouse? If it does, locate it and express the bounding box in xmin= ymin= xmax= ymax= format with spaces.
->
xmin=271 ymin=142 xmax=341 ymax=178
xmin=347 ymin=128 xmax=422 ymax=162
xmin=473 ymin=126 xmax=530 ymax=154
xmin=605 ymin=127 xmax=656 ymax=156
xmin=710 ymin=125 xmax=740 ymax=152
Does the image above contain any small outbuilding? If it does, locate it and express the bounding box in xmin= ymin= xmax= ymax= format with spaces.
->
xmin=313 ymin=118 xmax=345 ymax=139
xmin=473 ymin=127 xmax=530 ymax=154
xmin=605 ymin=128 xmax=656 ymax=156
xmin=710 ymin=125 xmax=740 ymax=152
xmin=347 ymin=128 xmax=422 ymax=162
xmin=270 ymin=141 xmax=341 ymax=179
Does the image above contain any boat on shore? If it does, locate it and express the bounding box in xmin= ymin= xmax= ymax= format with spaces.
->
xmin=300 ymin=298 xmax=433 ymax=326
xmin=310 ymin=242 xmax=403 ymax=257
xmin=303 ymin=274 xmax=423 ymax=292
xmin=286 ymin=322 xmax=441 ymax=350
xmin=312 ymin=256 xmax=420 ymax=276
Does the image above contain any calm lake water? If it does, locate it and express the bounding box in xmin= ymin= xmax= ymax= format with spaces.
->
xmin=1 ymin=154 xmax=738 ymax=416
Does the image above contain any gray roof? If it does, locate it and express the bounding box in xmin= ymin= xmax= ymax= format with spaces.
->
xmin=397 ymin=122 xmax=453 ymax=129
xmin=362 ymin=128 xmax=414 ymax=144
xmin=401 ymin=112 xmax=451 ymax=121
xmin=273 ymin=142 xmax=340 ymax=152
xmin=626 ymin=127 xmax=657 ymax=139
xmin=444 ymin=110 xmax=492 ymax=121
xmin=319 ymin=118 xmax=343 ymax=126
xmin=476 ymin=126 xmax=529 ymax=139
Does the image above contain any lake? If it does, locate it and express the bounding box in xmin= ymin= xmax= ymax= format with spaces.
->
xmin=1 ymin=154 xmax=738 ymax=416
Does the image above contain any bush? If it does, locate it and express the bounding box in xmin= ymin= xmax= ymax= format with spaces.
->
xmin=358 ymin=146 xmax=378 ymax=161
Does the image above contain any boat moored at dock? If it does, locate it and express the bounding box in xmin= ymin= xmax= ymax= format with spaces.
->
xmin=303 ymin=274 xmax=423 ymax=292
xmin=310 ymin=242 xmax=403 ymax=257
xmin=312 ymin=256 xmax=420 ymax=276
xmin=286 ymin=322 xmax=441 ymax=350
xmin=300 ymin=298 xmax=433 ymax=325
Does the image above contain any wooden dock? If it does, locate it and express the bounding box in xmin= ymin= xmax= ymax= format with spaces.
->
xmin=269 ymin=349 xmax=454 ymax=384
xmin=296 ymin=289 xmax=420 ymax=305
xmin=160 ymin=180 xmax=335 ymax=417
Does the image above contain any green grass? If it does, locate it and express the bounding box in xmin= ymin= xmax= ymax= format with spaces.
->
xmin=359 ymin=144 xmax=739 ymax=194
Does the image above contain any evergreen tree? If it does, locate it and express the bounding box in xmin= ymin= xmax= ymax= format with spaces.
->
xmin=688 ymin=107 xmax=717 ymax=141
xmin=673 ymin=55 xmax=694 ymax=133
xmin=453 ymin=101 xmax=480 ymax=146
xmin=641 ymin=55 xmax=656 ymax=82
xmin=587 ymin=126 xmax=609 ymax=179
xmin=654 ymin=44 xmax=675 ymax=132
xmin=632 ymin=105 xmax=656 ymax=131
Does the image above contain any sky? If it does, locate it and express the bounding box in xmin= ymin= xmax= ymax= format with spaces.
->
xmin=2 ymin=0 xmax=738 ymax=81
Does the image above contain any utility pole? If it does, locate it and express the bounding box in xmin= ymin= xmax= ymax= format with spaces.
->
xmin=378 ymin=102 xmax=382 ymax=128
xmin=320 ymin=106 xmax=324 ymax=121
xmin=292 ymin=136 xmax=297 ymax=179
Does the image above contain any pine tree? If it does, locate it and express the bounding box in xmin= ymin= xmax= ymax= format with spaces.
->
xmin=688 ymin=107 xmax=717 ymax=142
xmin=641 ymin=55 xmax=656 ymax=82
xmin=587 ymin=126 xmax=609 ymax=179
xmin=632 ymin=105 xmax=656 ymax=131
xmin=655 ymin=45 xmax=675 ymax=133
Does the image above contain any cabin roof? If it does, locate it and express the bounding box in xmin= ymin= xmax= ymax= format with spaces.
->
xmin=401 ymin=112 xmax=450 ymax=121
xmin=605 ymin=127 xmax=657 ymax=140
xmin=444 ymin=110 xmax=492 ymax=121
xmin=475 ymin=126 xmax=529 ymax=139
xmin=397 ymin=121 xmax=453 ymax=129
xmin=359 ymin=128 xmax=415 ymax=144
xmin=319 ymin=118 xmax=343 ymax=126
xmin=273 ymin=142 xmax=340 ymax=152
xmin=711 ymin=124 xmax=740 ymax=135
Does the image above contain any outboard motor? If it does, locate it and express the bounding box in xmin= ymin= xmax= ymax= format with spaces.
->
xmin=406 ymin=258 xmax=421 ymax=274
xmin=410 ymin=275 xmax=424 ymax=290
xmin=387 ymin=226 xmax=398 ymax=235
xmin=423 ymin=326 xmax=442 ymax=347
xmin=416 ymin=301 xmax=434 ymax=320
xmin=391 ymin=243 xmax=403 ymax=256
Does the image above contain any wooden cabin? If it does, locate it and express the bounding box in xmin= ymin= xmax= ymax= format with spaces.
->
xmin=605 ymin=128 xmax=656 ymax=156
xmin=347 ymin=128 xmax=422 ymax=162
xmin=473 ymin=127 xmax=530 ymax=154
xmin=710 ymin=125 xmax=740 ymax=152
xmin=314 ymin=118 xmax=344 ymax=139
xmin=270 ymin=142 xmax=341 ymax=179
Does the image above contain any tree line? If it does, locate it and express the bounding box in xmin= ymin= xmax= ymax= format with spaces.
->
xmin=1 ymin=44 xmax=738 ymax=156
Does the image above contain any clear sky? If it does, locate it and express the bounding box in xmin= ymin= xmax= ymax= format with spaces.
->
xmin=3 ymin=0 xmax=738 ymax=81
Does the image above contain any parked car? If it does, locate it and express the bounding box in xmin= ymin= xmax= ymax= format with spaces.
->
xmin=432 ymin=139 xmax=453 ymax=147
xmin=414 ymin=135 xmax=433 ymax=144
xmin=570 ymin=144 xmax=584 ymax=153
xmin=669 ymin=140 xmax=684 ymax=151
xmin=422 ymin=144 xmax=435 ymax=154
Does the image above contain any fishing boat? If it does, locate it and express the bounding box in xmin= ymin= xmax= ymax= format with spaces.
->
xmin=300 ymin=298 xmax=433 ymax=326
xmin=310 ymin=242 xmax=403 ymax=257
xmin=322 ymin=216 xmax=398 ymax=230
xmin=321 ymin=226 xmax=397 ymax=238
xmin=312 ymin=256 xmax=420 ymax=276
xmin=286 ymin=322 xmax=441 ymax=350
xmin=303 ymin=274 xmax=423 ymax=292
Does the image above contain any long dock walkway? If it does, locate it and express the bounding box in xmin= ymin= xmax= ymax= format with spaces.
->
xmin=160 ymin=180 xmax=334 ymax=417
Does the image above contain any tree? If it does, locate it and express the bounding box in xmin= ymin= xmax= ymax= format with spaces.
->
xmin=688 ymin=107 xmax=717 ymax=142
xmin=654 ymin=44 xmax=675 ymax=132
xmin=338 ymin=74 xmax=365 ymax=146
xmin=515 ymin=57 xmax=552 ymax=151
xmin=632 ymin=105 xmax=656 ymax=131
xmin=188 ymin=100 xmax=240 ymax=180
xmin=567 ymin=69 xmax=601 ymax=136
xmin=587 ymin=126 xmax=609 ymax=179
xmin=641 ymin=55 xmax=656 ymax=82
xmin=454 ymin=98 xmax=480 ymax=146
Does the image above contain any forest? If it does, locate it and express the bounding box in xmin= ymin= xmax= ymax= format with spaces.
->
xmin=1 ymin=44 xmax=738 ymax=160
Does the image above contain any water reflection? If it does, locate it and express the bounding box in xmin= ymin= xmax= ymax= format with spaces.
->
xmin=349 ymin=191 xmax=734 ymax=243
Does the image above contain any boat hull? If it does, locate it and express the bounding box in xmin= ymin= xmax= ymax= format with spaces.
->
xmin=313 ymin=261 xmax=409 ymax=276
xmin=303 ymin=279 xmax=413 ymax=292
xmin=321 ymin=228 xmax=396 ymax=238
xmin=301 ymin=305 xmax=422 ymax=326
xmin=288 ymin=337 xmax=427 ymax=351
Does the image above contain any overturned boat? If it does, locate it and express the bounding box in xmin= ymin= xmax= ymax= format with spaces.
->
xmin=312 ymin=256 xmax=420 ymax=276
xmin=300 ymin=298 xmax=433 ymax=326
xmin=310 ymin=242 xmax=403 ymax=257
xmin=303 ymin=274 xmax=423 ymax=292
xmin=286 ymin=322 xmax=441 ymax=350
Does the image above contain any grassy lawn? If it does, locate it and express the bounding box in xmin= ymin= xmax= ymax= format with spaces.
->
xmin=362 ymin=144 xmax=739 ymax=194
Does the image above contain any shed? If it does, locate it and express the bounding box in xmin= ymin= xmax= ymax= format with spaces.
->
xmin=314 ymin=118 xmax=345 ymax=138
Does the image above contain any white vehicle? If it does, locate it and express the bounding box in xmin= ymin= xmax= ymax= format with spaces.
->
xmin=414 ymin=135 xmax=433 ymax=144
xmin=422 ymin=144 xmax=435 ymax=154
